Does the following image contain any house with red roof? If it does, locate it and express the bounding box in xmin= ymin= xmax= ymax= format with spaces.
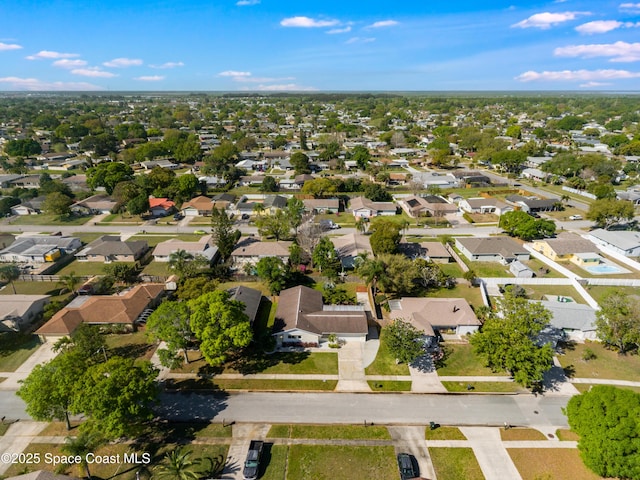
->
xmin=149 ymin=196 xmax=176 ymax=217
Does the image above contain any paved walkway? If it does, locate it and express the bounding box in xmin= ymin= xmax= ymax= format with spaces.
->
xmin=0 ymin=421 xmax=48 ymax=475
xmin=409 ymin=355 xmax=447 ymax=393
xmin=460 ymin=427 xmax=522 ymax=480
xmin=0 ymin=341 xmax=58 ymax=391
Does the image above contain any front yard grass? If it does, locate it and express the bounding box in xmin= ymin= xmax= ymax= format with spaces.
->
xmin=500 ymin=428 xmax=548 ymax=441
xmin=105 ymin=331 xmax=157 ymax=361
xmin=441 ymin=381 xmax=523 ymax=393
xmin=0 ymin=333 xmax=41 ymax=372
xmin=267 ymin=424 xmax=391 ymax=440
xmin=98 ymin=213 xmax=144 ymax=225
xmin=0 ymin=422 xmax=10 ymax=436
xmin=367 ymin=380 xmax=412 ymax=391
xmin=556 ymin=429 xmax=580 ymax=441
xmin=425 ymin=426 xmax=467 ymax=440
xmin=286 ymin=445 xmax=397 ymax=480
xmin=364 ymin=330 xmax=410 ymax=376
xmin=507 ymin=448 xmax=601 ymax=480
xmin=261 ymin=444 xmax=288 ymax=480
xmin=436 ymin=343 xmax=508 ymax=377
xmin=586 ymin=285 xmax=640 ymax=303
xmin=429 ymin=447 xmax=485 ymax=480
xmin=557 ymin=342 xmax=640 ymax=382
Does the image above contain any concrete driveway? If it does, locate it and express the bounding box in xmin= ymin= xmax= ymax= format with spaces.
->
xmin=388 ymin=425 xmax=436 ymax=480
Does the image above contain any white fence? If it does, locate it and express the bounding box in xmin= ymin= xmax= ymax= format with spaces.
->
xmin=562 ymin=186 xmax=597 ymax=200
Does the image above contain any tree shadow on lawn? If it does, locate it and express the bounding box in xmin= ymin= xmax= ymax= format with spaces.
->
xmin=227 ymin=348 xmax=310 ymax=375
xmin=0 ymin=333 xmax=40 ymax=359
xmin=109 ymin=342 xmax=154 ymax=360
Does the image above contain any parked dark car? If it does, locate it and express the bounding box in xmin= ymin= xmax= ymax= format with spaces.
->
xmin=397 ymin=453 xmax=418 ymax=480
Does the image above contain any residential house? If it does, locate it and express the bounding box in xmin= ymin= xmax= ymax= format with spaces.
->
xmin=534 ymin=300 xmax=598 ymax=341
xmin=13 ymin=196 xmax=47 ymax=216
xmin=398 ymin=241 xmax=452 ymax=263
xmin=455 ymin=237 xmax=530 ymax=264
xmin=505 ymin=194 xmax=559 ymax=213
xmin=70 ymin=194 xmax=117 ymax=215
xmin=263 ymin=194 xmax=288 ymax=213
xmin=61 ymin=174 xmax=90 ymax=192
xmin=239 ymin=175 xmax=265 ymax=187
xmin=398 ymin=195 xmax=456 ymax=218
xmin=8 ymin=175 xmax=41 ymax=189
xmin=10 ymin=203 xmax=39 ymax=216
xmin=331 ymin=233 xmax=373 ymax=269
xmin=181 ymin=196 xmax=214 ymax=216
xmin=228 ymin=285 xmax=263 ymax=325
xmin=349 ymin=196 xmax=397 ymax=219
xmin=272 ymin=285 xmax=368 ymax=347
xmin=141 ymin=159 xmax=179 ymax=170
xmin=303 ymin=198 xmax=340 ymax=214
xmin=389 ymin=297 xmax=481 ymax=344
xmin=532 ymin=234 xmax=599 ymax=262
xmin=452 ymin=171 xmax=491 ymax=186
xmin=0 ymin=174 xmax=25 ymax=189
xmin=35 ymin=284 xmax=165 ymax=341
xmin=415 ymin=172 xmax=459 ymax=189
xmin=152 ymin=235 xmax=219 ymax=263
xmin=526 ymin=156 xmax=550 ymax=169
xmin=0 ymin=235 xmax=81 ymax=263
xmin=212 ymin=193 xmax=236 ymax=210
xmin=230 ymin=238 xmax=292 ymax=270
xmin=75 ymin=235 xmax=148 ymax=262
xmin=585 ymin=229 xmax=640 ymax=257
xmin=149 ymin=197 xmax=176 ymax=217
xmin=459 ymin=197 xmax=512 ymax=215
xmin=198 ymin=175 xmax=227 ymax=189
xmin=521 ymin=168 xmax=549 ymax=182
xmin=0 ymin=295 xmax=50 ymax=332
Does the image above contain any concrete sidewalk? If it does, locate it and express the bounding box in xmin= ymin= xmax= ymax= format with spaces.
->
xmin=0 ymin=341 xmax=59 ymax=391
xmin=0 ymin=421 xmax=48 ymax=474
xmin=460 ymin=427 xmax=522 ymax=480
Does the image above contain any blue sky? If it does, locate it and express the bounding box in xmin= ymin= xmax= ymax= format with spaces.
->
xmin=1 ymin=0 xmax=639 ymax=91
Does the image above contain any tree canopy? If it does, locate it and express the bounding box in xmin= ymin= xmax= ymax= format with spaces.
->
xmin=565 ymin=386 xmax=640 ymax=479
xmin=383 ymin=320 xmax=425 ymax=364
xmin=587 ymin=199 xmax=635 ymax=230
xmin=595 ymin=290 xmax=640 ymax=354
xmin=499 ymin=210 xmax=556 ymax=240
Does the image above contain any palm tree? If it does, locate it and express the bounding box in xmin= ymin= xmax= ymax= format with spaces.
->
xmin=0 ymin=264 xmax=20 ymax=294
xmin=59 ymin=272 xmax=81 ymax=295
xmin=356 ymin=257 xmax=386 ymax=298
xmin=154 ymin=448 xmax=201 ymax=480
xmin=168 ymin=249 xmax=194 ymax=278
xmin=63 ymin=432 xmax=102 ymax=479
xmin=252 ymin=203 xmax=265 ymax=216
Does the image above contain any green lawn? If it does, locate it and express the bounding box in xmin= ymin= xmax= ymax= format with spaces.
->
xmin=441 ymin=381 xmax=523 ymax=393
xmin=429 ymin=447 xmax=486 ymax=480
xmin=167 ymin=378 xmax=337 ymax=391
xmin=556 ymin=429 xmax=580 ymax=441
xmin=508 ymin=448 xmax=602 ymax=480
xmin=142 ymin=261 xmax=172 ymax=276
xmin=364 ymin=329 xmax=411 ymax=376
xmin=426 ymin=284 xmax=484 ymax=309
xmin=0 ymin=422 xmax=10 ymax=436
xmin=286 ymin=445 xmax=398 ymax=480
xmin=0 ymin=334 xmax=41 ymax=372
xmin=99 ymin=213 xmax=144 ymax=224
xmin=425 ymin=426 xmax=467 ymax=440
xmin=0 ymin=280 xmax=71 ymax=302
xmin=71 ymin=232 xmax=118 ymax=244
xmin=543 ymin=205 xmax=587 ymax=221
xmin=557 ymin=342 xmax=640 ymax=381
xmin=586 ymin=285 xmax=640 ymax=303
xmin=267 ymin=424 xmax=391 ymax=440
xmin=128 ymin=234 xmax=203 ymax=246
xmin=439 ymin=262 xmax=464 ymax=278
xmin=518 ymin=284 xmax=588 ymax=304
xmin=436 ymin=343 xmax=509 ymax=377
xmin=105 ymin=331 xmax=157 ymax=361
xmin=10 ymin=214 xmax=91 ymax=226
xmin=367 ymin=380 xmax=412 ymax=391
xmin=261 ymin=444 xmax=288 ymax=480
xmin=53 ymin=260 xmax=114 ymax=277
xmin=500 ymin=428 xmax=548 ymax=441
xmin=465 ymin=261 xmax=512 ymax=278
xmin=523 ymin=258 xmax=565 ymax=278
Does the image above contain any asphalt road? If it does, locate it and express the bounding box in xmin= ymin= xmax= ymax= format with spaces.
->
xmin=0 ymin=390 xmax=569 ymax=427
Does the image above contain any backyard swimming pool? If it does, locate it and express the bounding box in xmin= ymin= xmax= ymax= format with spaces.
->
xmin=584 ymin=264 xmax=624 ymax=274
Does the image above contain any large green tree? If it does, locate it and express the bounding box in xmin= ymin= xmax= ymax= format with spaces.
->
xmin=188 ymin=291 xmax=253 ymax=366
xmin=312 ymin=236 xmax=341 ymax=280
xmin=146 ymin=300 xmax=193 ymax=366
xmin=369 ymin=219 xmax=401 ymax=255
xmin=595 ymin=291 xmax=640 ymax=354
xmin=72 ymin=357 xmax=159 ymax=439
xmin=211 ymin=208 xmax=240 ymax=262
xmin=290 ymin=151 xmax=311 ymax=174
xmin=255 ymin=256 xmax=288 ymax=295
xmin=383 ymin=319 xmax=425 ymax=364
xmin=499 ymin=210 xmax=556 ymax=240
xmin=587 ymin=199 xmax=635 ymax=230
xmin=43 ymin=192 xmax=73 ymax=217
xmin=256 ymin=209 xmax=291 ymax=241
xmin=86 ymin=162 xmax=134 ymax=194
xmin=470 ymin=294 xmax=554 ymax=388
xmin=565 ymin=386 xmax=640 ymax=479
xmin=0 ymin=264 xmax=20 ymax=294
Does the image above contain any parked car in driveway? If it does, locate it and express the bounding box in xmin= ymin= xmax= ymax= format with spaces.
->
xmin=397 ymin=452 xmax=418 ymax=480
xmin=569 ymin=214 xmax=583 ymax=220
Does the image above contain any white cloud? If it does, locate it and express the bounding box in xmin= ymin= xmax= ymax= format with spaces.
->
xmin=345 ymin=37 xmax=376 ymax=44
xmin=134 ymin=75 xmax=164 ymax=81
xmin=280 ymin=16 xmax=340 ymax=28
xmin=52 ymin=59 xmax=87 ymax=69
xmin=512 ymin=11 xmax=590 ymax=29
xmin=102 ymin=58 xmax=143 ymax=68
xmin=71 ymin=67 xmax=117 ymax=78
xmin=149 ymin=62 xmax=184 ymax=69
xmin=236 ymin=0 xmax=260 ymax=5
xmin=620 ymin=3 xmax=640 ymax=11
xmin=0 ymin=42 xmax=22 ymax=51
xmin=554 ymin=41 xmax=640 ymax=62
xmin=515 ymin=69 xmax=640 ymax=82
xmin=327 ymin=26 xmax=352 ymax=34
xmin=26 ymin=50 xmax=80 ymax=60
xmin=576 ymin=20 xmax=623 ymax=34
xmin=0 ymin=76 xmax=102 ymax=91
xmin=579 ymin=81 xmax=612 ymax=87
xmin=367 ymin=20 xmax=399 ymax=28
xmin=218 ymin=70 xmax=252 ymax=77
